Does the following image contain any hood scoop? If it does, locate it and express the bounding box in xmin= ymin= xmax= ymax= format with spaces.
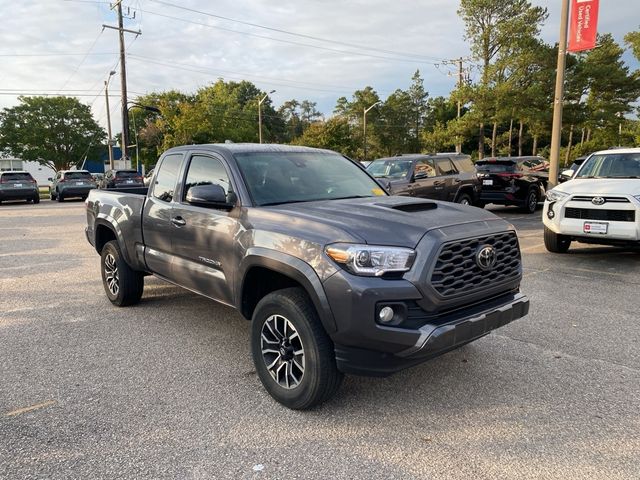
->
xmin=377 ymin=201 xmax=438 ymax=213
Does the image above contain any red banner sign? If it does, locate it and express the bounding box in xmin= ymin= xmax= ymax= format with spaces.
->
xmin=568 ymin=0 xmax=600 ymax=52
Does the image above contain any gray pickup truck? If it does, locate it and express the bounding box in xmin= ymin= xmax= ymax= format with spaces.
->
xmin=85 ymin=144 xmax=529 ymax=409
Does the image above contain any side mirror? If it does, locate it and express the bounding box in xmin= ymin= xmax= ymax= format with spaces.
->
xmin=413 ymin=172 xmax=428 ymax=181
xmin=186 ymin=184 xmax=236 ymax=209
xmin=558 ymin=169 xmax=574 ymax=183
xmin=48 ymin=177 xmax=53 ymax=182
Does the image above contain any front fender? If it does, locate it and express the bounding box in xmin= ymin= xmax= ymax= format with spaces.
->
xmin=237 ymin=248 xmax=337 ymax=334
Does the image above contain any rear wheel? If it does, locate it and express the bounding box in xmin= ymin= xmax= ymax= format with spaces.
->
xmin=250 ymin=287 xmax=343 ymax=410
xmin=100 ymin=240 xmax=144 ymax=306
xmin=56 ymin=191 xmax=64 ymax=202
xmin=544 ymin=226 xmax=571 ymax=253
xmin=456 ymin=193 xmax=472 ymax=206
xmin=523 ymin=188 xmax=539 ymax=214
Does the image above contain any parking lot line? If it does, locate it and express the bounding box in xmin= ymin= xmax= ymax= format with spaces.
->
xmin=4 ymin=400 xmax=55 ymax=417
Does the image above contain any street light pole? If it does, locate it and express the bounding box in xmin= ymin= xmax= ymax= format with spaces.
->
xmin=363 ymin=101 xmax=381 ymax=162
xmin=125 ymin=102 xmax=161 ymax=174
xmin=548 ymin=0 xmax=571 ymax=189
xmin=258 ymin=90 xmax=276 ymax=144
xmin=104 ymin=70 xmax=116 ymax=170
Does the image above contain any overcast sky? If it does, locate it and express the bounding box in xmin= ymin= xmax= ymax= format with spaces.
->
xmin=1 ymin=0 xmax=638 ymax=134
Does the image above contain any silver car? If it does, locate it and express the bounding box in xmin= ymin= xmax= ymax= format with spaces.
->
xmin=0 ymin=171 xmax=40 ymax=204
xmin=50 ymin=170 xmax=97 ymax=202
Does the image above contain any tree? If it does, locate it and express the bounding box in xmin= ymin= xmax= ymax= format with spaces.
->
xmin=0 ymin=96 xmax=105 ymax=171
xmin=458 ymin=0 xmax=548 ymax=157
xmin=625 ymin=28 xmax=640 ymax=61
xmin=407 ymin=70 xmax=430 ymax=151
xmin=293 ymin=117 xmax=357 ymax=157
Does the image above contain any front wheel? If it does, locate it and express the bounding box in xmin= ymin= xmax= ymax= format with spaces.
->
xmin=100 ymin=240 xmax=144 ymax=306
xmin=32 ymin=196 xmax=40 ymax=204
xmin=56 ymin=191 xmax=64 ymax=202
xmin=251 ymin=287 xmax=343 ymax=410
xmin=544 ymin=226 xmax=571 ymax=253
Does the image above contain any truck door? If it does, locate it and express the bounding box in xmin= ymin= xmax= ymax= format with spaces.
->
xmin=142 ymin=153 xmax=184 ymax=279
xmin=170 ymin=153 xmax=238 ymax=305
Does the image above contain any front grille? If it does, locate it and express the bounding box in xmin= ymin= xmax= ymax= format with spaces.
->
xmin=571 ymin=196 xmax=630 ymax=203
xmin=564 ymin=207 xmax=635 ymax=222
xmin=430 ymin=232 xmax=521 ymax=298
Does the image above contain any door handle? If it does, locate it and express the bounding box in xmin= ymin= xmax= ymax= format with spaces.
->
xmin=433 ymin=181 xmax=445 ymax=186
xmin=171 ymin=217 xmax=186 ymax=227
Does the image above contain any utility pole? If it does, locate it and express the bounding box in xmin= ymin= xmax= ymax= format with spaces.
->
xmin=104 ymin=70 xmax=116 ymax=170
xmin=548 ymin=0 xmax=570 ymax=189
xmin=444 ymin=57 xmax=471 ymax=154
xmin=103 ymin=2 xmax=141 ymax=168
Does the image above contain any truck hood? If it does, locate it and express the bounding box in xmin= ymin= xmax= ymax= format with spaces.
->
xmin=557 ymin=178 xmax=640 ymax=196
xmin=262 ymin=196 xmax=504 ymax=248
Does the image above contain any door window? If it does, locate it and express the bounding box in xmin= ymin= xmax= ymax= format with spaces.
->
xmin=435 ymin=158 xmax=458 ymax=176
xmin=152 ymin=154 xmax=183 ymax=202
xmin=414 ymin=159 xmax=436 ymax=178
xmin=183 ymin=155 xmax=231 ymax=200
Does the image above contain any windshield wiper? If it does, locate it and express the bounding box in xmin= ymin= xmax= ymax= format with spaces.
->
xmin=331 ymin=195 xmax=375 ymax=200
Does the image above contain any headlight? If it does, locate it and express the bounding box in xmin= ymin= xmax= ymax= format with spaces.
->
xmin=325 ymin=243 xmax=416 ymax=277
xmin=546 ymin=189 xmax=569 ymax=202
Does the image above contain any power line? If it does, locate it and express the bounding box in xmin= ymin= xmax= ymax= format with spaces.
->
xmin=137 ymin=8 xmax=439 ymax=65
xmin=0 ymin=52 xmax=117 ymax=57
xmin=146 ymin=0 xmax=442 ymax=62
xmin=56 ymin=29 xmax=105 ymax=93
xmin=129 ymin=54 xmax=357 ymax=92
xmin=128 ymin=55 xmax=354 ymax=94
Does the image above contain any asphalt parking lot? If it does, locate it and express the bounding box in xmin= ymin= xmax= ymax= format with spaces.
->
xmin=1 ymin=199 xmax=639 ymax=480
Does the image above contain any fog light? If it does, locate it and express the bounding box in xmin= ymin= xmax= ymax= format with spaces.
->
xmin=547 ymin=202 xmax=556 ymax=219
xmin=379 ymin=306 xmax=395 ymax=323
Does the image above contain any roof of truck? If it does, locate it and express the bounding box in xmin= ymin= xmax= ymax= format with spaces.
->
xmin=164 ymin=143 xmax=336 ymax=156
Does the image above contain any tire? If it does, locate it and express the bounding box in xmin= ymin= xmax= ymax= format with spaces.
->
xmin=100 ymin=240 xmax=144 ymax=306
xmin=250 ymin=287 xmax=343 ymax=410
xmin=475 ymin=200 xmax=486 ymax=208
xmin=50 ymin=189 xmax=56 ymax=201
xmin=522 ymin=188 xmax=539 ymax=214
xmin=56 ymin=191 xmax=64 ymax=202
xmin=32 ymin=196 xmax=40 ymax=204
xmin=544 ymin=226 xmax=571 ymax=253
xmin=456 ymin=193 xmax=473 ymax=206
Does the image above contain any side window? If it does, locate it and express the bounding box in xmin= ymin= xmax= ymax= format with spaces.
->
xmin=414 ymin=159 xmax=436 ymax=178
xmin=435 ymin=158 xmax=457 ymax=176
xmin=183 ymin=155 xmax=231 ymax=200
xmin=152 ymin=154 xmax=183 ymax=202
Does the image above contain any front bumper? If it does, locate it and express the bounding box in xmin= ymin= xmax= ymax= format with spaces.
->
xmin=543 ymin=200 xmax=640 ymax=242
xmin=333 ymin=292 xmax=529 ymax=376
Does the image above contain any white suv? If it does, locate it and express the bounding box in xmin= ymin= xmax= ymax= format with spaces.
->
xmin=543 ymin=148 xmax=640 ymax=253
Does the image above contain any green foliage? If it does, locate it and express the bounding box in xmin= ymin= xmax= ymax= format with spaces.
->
xmin=292 ymin=117 xmax=356 ymax=157
xmin=625 ymin=28 xmax=640 ymax=61
xmin=0 ymin=96 xmax=105 ymax=171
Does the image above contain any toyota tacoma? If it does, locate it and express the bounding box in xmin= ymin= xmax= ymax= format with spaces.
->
xmin=85 ymin=144 xmax=529 ymax=409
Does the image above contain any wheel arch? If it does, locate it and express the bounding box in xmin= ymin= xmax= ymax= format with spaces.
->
xmin=238 ymin=249 xmax=337 ymax=334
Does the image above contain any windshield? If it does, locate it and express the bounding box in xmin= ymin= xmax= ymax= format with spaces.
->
xmin=366 ymin=159 xmax=413 ymax=179
xmin=65 ymin=172 xmax=92 ymax=180
xmin=576 ymin=153 xmax=640 ymax=178
xmin=234 ymin=152 xmax=386 ymax=206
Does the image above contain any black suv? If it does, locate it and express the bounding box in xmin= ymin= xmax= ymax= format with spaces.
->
xmin=476 ymin=156 xmax=549 ymax=213
xmin=367 ymin=154 xmax=481 ymax=205
xmin=99 ymin=169 xmax=144 ymax=189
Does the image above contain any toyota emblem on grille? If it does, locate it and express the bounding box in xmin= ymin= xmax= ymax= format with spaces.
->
xmin=476 ymin=245 xmax=497 ymax=271
xmin=592 ymin=197 xmax=606 ymax=205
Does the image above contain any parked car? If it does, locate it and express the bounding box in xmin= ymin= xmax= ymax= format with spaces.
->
xmin=558 ymin=155 xmax=588 ymax=183
xmin=0 ymin=171 xmax=40 ymax=204
xmin=50 ymin=170 xmax=97 ymax=202
xmin=99 ymin=169 xmax=144 ymax=189
xmin=143 ymin=167 xmax=155 ymax=186
xmin=86 ymin=144 xmax=529 ymax=409
xmin=476 ymin=156 xmax=549 ymax=213
xmin=543 ymin=148 xmax=640 ymax=253
xmin=367 ymin=154 xmax=481 ymax=205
